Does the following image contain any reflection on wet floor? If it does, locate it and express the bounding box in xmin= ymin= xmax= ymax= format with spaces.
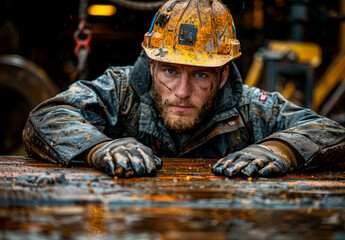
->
xmin=1 ymin=206 xmax=345 ymax=239
xmin=1 ymin=156 xmax=345 ymax=239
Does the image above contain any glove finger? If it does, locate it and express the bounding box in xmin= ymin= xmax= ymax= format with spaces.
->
xmin=126 ymin=142 xmax=160 ymax=172
xmin=92 ymin=151 xmax=111 ymax=169
xmin=126 ymin=148 xmax=146 ymax=176
xmin=211 ymin=152 xmax=241 ymax=175
xmin=224 ymin=155 xmax=254 ymax=177
xmin=211 ymin=158 xmax=223 ymax=172
xmin=137 ymin=148 xmax=157 ymax=176
xmin=272 ymin=157 xmax=290 ymax=170
xmin=91 ymin=151 xmax=117 ymax=177
xmin=153 ymin=156 xmax=163 ymax=170
xmin=112 ymin=147 xmax=135 ymax=178
xmin=258 ymin=161 xmax=286 ymax=177
xmin=241 ymin=158 xmax=266 ymax=177
xmin=104 ymin=157 xmax=116 ymax=176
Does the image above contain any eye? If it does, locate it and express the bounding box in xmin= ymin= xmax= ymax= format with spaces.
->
xmin=165 ymin=69 xmax=175 ymax=75
xmin=195 ymin=72 xmax=207 ymax=78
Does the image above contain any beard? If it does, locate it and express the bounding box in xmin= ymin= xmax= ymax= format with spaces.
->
xmin=153 ymin=82 xmax=218 ymax=133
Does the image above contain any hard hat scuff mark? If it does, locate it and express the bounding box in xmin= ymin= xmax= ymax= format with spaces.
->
xmin=154 ymin=48 xmax=169 ymax=57
xmin=167 ymin=0 xmax=178 ymax=11
xmin=175 ymin=0 xmax=193 ymax=29
xmin=196 ymin=0 xmax=202 ymax=27
xmin=155 ymin=14 xmax=170 ymax=28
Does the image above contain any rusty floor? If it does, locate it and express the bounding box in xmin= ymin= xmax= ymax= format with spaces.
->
xmin=1 ymin=156 xmax=345 ymax=240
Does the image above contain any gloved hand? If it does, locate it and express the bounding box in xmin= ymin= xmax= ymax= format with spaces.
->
xmin=212 ymin=143 xmax=294 ymax=178
xmin=87 ymin=137 xmax=163 ymax=178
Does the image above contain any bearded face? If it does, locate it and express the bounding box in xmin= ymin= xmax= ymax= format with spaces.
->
xmin=150 ymin=61 xmax=229 ymax=132
xmin=153 ymin=81 xmax=217 ymax=132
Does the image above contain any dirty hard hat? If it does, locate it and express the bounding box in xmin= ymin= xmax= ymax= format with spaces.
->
xmin=142 ymin=0 xmax=241 ymax=67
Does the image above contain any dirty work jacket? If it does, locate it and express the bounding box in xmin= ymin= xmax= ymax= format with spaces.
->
xmin=23 ymin=53 xmax=345 ymax=171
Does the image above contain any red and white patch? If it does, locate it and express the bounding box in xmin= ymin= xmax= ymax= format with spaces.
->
xmin=259 ymin=91 xmax=268 ymax=102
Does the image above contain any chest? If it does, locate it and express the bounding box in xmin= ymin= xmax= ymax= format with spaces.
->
xmin=137 ymin=113 xmax=253 ymax=158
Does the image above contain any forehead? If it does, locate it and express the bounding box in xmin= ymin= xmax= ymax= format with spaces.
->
xmin=155 ymin=61 xmax=219 ymax=73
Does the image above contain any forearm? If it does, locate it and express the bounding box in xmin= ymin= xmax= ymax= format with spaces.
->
xmin=23 ymin=113 xmax=111 ymax=166
xmin=258 ymin=131 xmax=345 ymax=171
xmin=245 ymin=87 xmax=345 ymax=170
xmin=22 ymin=69 xmax=128 ymax=166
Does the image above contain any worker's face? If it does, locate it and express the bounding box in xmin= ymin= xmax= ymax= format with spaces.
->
xmin=150 ymin=61 xmax=229 ymax=132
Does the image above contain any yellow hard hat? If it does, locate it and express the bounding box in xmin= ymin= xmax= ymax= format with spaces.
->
xmin=142 ymin=0 xmax=241 ymax=67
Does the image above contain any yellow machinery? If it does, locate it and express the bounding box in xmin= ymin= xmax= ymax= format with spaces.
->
xmin=245 ymin=1 xmax=345 ymax=120
xmin=245 ymin=40 xmax=322 ymax=109
xmin=314 ymin=0 xmax=345 ymax=116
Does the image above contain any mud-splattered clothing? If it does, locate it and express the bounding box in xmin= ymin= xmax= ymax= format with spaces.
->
xmin=23 ymin=53 xmax=345 ymax=171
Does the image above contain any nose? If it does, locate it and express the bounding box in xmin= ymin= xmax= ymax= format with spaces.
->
xmin=174 ymin=73 xmax=191 ymax=99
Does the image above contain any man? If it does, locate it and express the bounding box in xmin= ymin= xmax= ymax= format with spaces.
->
xmin=23 ymin=0 xmax=345 ymax=178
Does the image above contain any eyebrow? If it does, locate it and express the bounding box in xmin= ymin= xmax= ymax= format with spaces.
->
xmin=193 ymin=68 xmax=218 ymax=74
xmin=157 ymin=62 xmax=178 ymax=69
xmin=157 ymin=62 xmax=219 ymax=73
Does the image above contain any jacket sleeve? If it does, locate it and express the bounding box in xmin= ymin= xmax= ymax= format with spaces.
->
xmin=239 ymin=85 xmax=345 ymax=171
xmin=22 ymin=66 xmax=133 ymax=166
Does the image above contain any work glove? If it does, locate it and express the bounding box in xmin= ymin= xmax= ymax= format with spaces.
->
xmin=87 ymin=137 xmax=163 ymax=178
xmin=212 ymin=141 xmax=297 ymax=178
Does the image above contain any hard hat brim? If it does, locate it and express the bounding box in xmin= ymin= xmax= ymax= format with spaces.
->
xmin=142 ymin=45 xmax=241 ymax=68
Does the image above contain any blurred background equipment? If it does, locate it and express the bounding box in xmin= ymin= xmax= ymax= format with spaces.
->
xmin=0 ymin=0 xmax=344 ymax=155
xmin=0 ymin=54 xmax=60 ymax=154
xmin=245 ymin=40 xmax=322 ymax=109
xmin=243 ymin=0 xmax=345 ymax=125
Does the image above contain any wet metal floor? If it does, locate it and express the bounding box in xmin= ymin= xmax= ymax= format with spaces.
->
xmin=1 ymin=156 xmax=345 ymax=239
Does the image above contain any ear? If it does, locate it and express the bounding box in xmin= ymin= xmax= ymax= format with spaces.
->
xmin=149 ymin=59 xmax=154 ymax=76
xmin=219 ymin=64 xmax=229 ymax=89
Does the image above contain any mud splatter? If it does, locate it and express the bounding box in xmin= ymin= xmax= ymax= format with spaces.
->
xmin=84 ymin=133 xmax=92 ymax=141
xmin=158 ymin=79 xmax=172 ymax=91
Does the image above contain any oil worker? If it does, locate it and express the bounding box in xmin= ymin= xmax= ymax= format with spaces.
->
xmin=23 ymin=0 xmax=345 ymax=178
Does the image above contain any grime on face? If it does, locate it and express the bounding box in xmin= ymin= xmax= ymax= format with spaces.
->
xmin=150 ymin=61 xmax=229 ymax=132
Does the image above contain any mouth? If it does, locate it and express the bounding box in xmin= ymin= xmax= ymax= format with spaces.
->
xmin=170 ymin=104 xmax=194 ymax=113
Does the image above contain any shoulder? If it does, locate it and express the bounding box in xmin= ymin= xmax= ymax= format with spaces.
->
xmin=238 ymin=85 xmax=265 ymax=107
xmin=103 ymin=66 xmax=133 ymax=83
xmin=238 ymin=85 xmax=286 ymax=108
